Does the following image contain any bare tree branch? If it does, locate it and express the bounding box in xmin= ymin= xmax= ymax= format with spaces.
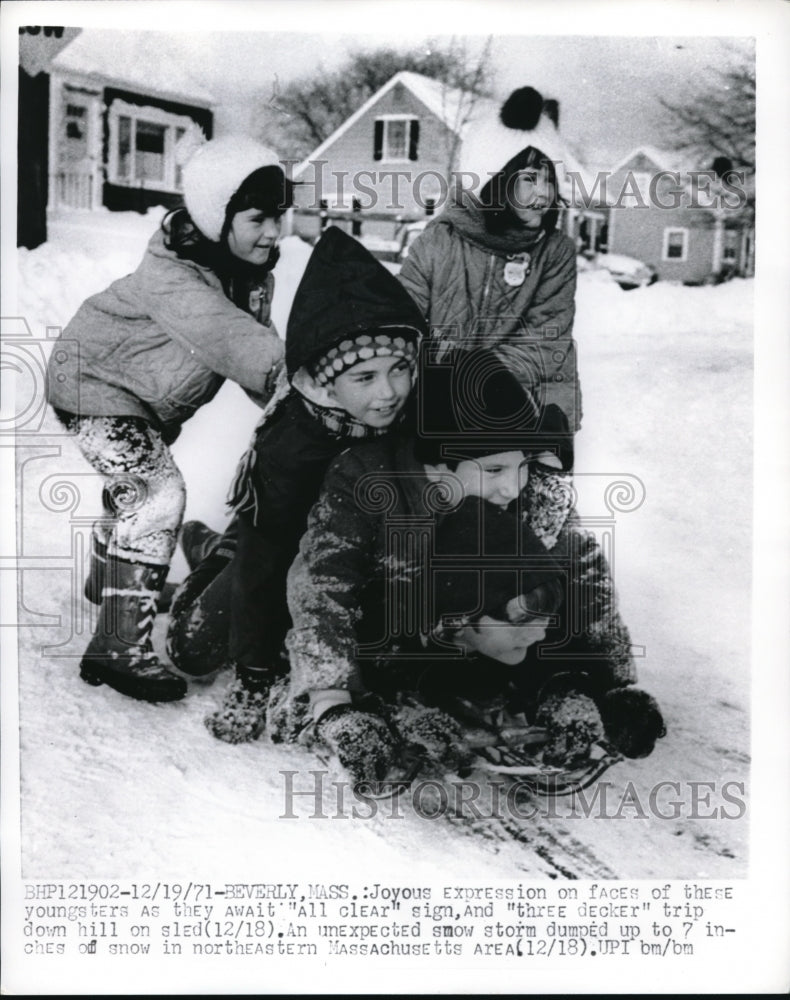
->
xmin=658 ymin=46 xmax=755 ymax=173
xmin=254 ymin=39 xmax=495 ymax=161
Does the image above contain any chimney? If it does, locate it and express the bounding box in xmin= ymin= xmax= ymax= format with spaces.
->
xmin=542 ymin=98 xmax=560 ymax=128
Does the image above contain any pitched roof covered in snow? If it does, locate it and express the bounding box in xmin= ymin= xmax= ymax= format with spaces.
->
xmin=294 ymin=70 xmax=472 ymax=174
xmin=52 ymin=30 xmax=215 ymax=107
xmin=395 ymin=71 xmax=496 ymax=135
xmin=295 ymin=70 xmax=593 ymax=193
xmin=609 ymin=145 xmax=686 ymax=175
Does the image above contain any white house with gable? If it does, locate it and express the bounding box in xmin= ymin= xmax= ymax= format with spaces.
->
xmin=47 ymin=30 xmax=215 ymax=214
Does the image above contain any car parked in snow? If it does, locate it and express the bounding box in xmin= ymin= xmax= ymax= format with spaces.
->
xmin=592 ymin=252 xmax=658 ymax=290
xmin=397 ymin=220 xmax=429 ymax=262
xmin=357 ymin=219 xmax=429 ymax=273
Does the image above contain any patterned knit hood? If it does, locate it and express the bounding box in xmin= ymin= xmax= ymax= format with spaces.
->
xmin=285 ymin=226 xmax=427 ymax=377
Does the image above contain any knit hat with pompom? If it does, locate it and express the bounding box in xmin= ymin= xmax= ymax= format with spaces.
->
xmin=459 ymin=85 xmax=584 ymax=201
xmin=179 ymin=133 xmax=284 ymax=242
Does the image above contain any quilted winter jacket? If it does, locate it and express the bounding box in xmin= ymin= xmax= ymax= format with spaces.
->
xmin=45 ymin=228 xmax=283 ymax=438
xmin=281 ymin=435 xmax=635 ymax=725
xmin=398 ymin=197 xmax=581 ymax=431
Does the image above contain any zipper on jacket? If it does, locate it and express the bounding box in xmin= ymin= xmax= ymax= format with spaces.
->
xmin=480 ymin=254 xmax=496 ymax=323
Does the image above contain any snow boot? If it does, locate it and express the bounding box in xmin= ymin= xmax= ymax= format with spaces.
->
xmin=204 ymin=662 xmax=280 ymax=744
xmin=84 ymin=523 xmax=110 ymax=605
xmin=166 ymin=560 xmax=232 ymax=679
xmin=180 ymin=520 xmax=225 ymax=572
xmin=84 ymin=523 xmax=176 ymax=611
xmin=80 ymin=554 xmax=187 ymax=702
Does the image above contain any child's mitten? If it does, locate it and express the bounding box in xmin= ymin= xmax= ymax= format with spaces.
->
xmin=536 ymin=691 xmax=604 ymax=767
xmin=315 ymin=705 xmax=395 ymax=783
xmin=598 ymin=687 xmax=666 ymax=758
xmin=205 ymin=678 xmax=269 ymax=744
xmin=394 ymin=705 xmax=473 ymax=771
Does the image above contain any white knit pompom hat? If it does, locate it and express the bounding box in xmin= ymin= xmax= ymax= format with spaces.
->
xmin=179 ymin=133 xmax=283 ymax=242
xmin=459 ymin=87 xmax=590 ymax=203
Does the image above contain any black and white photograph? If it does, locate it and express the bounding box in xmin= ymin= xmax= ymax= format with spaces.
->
xmin=2 ymin=0 xmax=788 ymax=994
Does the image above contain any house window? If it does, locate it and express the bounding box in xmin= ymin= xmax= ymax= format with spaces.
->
xmin=723 ymin=230 xmax=738 ymax=261
xmin=135 ymin=120 xmax=167 ymax=183
xmin=174 ymin=127 xmax=186 ymax=190
xmin=108 ymin=99 xmax=197 ymax=192
xmin=65 ymin=103 xmax=86 ymax=140
xmin=662 ymin=227 xmax=689 ymax=262
xmin=117 ymin=117 xmax=166 ymax=183
xmin=117 ymin=116 xmax=132 ymax=180
xmin=374 ymin=116 xmax=419 ymax=162
xmin=62 ymin=99 xmax=90 ymax=161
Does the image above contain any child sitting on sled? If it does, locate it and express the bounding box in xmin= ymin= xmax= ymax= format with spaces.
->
xmin=397 ymin=496 xmax=667 ymax=775
xmin=285 ymin=495 xmax=666 ymax=786
xmin=266 ymin=351 xmax=662 ymax=785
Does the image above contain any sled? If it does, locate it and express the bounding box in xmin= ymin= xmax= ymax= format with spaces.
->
xmin=469 ymin=738 xmax=624 ymax=797
xmin=305 ymin=694 xmax=625 ymax=801
xmin=432 ymin=696 xmax=625 ymax=798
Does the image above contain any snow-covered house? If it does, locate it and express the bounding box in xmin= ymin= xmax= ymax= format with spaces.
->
xmin=45 ymin=31 xmax=214 ymax=216
xmin=597 ymin=146 xmax=754 ymax=283
xmin=291 ymin=71 xmax=596 ymax=241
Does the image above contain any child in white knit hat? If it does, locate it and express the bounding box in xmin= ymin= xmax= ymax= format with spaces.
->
xmin=45 ymin=133 xmax=294 ymax=704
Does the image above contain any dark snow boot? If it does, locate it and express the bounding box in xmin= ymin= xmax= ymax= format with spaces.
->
xmin=84 ymin=524 xmax=176 ymax=611
xmin=166 ymin=558 xmax=233 ymax=679
xmin=80 ymin=555 xmax=187 ymax=702
xmin=84 ymin=523 xmax=109 ymax=605
xmin=180 ymin=520 xmax=226 ymax=572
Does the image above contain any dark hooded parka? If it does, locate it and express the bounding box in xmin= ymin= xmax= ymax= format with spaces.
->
xmin=226 ymin=226 xmax=426 ymax=673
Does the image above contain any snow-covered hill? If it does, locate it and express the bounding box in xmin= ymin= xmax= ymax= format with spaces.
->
xmin=11 ymin=208 xmax=753 ymax=881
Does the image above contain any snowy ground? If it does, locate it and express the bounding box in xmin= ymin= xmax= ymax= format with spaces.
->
xmin=10 ymin=207 xmax=752 ymax=881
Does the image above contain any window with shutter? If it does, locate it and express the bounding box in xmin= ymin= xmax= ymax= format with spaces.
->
xmin=374 ymin=116 xmax=418 ymax=162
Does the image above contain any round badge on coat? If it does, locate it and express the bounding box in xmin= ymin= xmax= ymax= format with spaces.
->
xmin=504 ymin=254 xmax=531 ymax=287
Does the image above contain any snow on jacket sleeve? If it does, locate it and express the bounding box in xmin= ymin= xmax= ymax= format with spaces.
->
xmin=285 ymin=449 xmax=379 ymax=697
xmin=525 ymin=467 xmax=635 ymax=691
xmin=556 ymin=517 xmax=637 ymax=692
xmin=136 ymin=244 xmax=284 ymax=393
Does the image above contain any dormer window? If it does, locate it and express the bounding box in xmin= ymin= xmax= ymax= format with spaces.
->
xmin=374 ymin=116 xmax=419 ymax=162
